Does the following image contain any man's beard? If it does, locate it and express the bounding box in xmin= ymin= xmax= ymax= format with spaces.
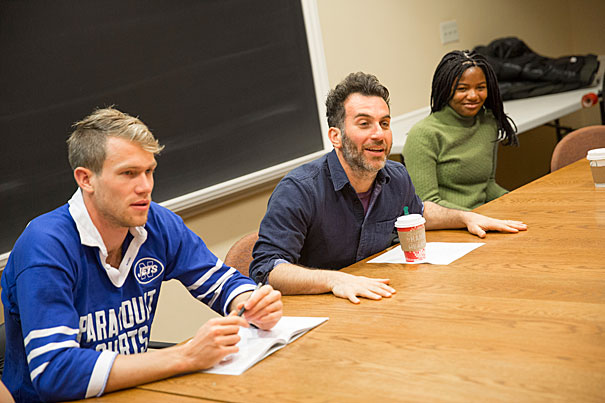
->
xmin=340 ymin=129 xmax=389 ymax=176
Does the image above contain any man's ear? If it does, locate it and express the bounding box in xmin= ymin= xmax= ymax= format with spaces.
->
xmin=328 ymin=126 xmax=342 ymax=149
xmin=73 ymin=167 xmax=95 ymax=194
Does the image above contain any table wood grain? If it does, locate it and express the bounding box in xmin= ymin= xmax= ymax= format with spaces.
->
xmin=101 ymin=159 xmax=605 ymax=402
xmin=85 ymin=388 xmax=215 ymax=402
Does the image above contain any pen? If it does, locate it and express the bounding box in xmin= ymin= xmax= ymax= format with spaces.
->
xmin=238 ymin=282 xmax=262 ymax=316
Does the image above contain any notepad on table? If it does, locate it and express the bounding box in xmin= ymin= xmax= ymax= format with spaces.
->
xmin=203 ymin=316 xmax=328 ymax=375
xmin=368 ymin=242 xmax=484 ymax=265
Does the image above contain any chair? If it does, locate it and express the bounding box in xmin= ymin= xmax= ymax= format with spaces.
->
xmin=550 ymin=125 xmax=605 ymax=171
xmin=224 ymin=233 xmax=259 ymax=277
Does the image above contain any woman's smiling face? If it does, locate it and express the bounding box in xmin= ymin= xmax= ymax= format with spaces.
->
xmin=449 ymin=66 xmax=488 ymax=117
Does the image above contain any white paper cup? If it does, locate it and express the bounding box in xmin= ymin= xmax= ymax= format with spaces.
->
xmin=395 ymin=214 xmax=426 ymax=263
xmin=587 ymin=148 xmax=605 ymax=188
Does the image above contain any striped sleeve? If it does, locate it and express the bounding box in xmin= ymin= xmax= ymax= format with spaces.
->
xmin=159 ymin=207 xmax=257 ymax=315
xmin=184 ymin=257 xmax=256 ymax=315
xmin=16 ymin=266 xmax=116 ymax=401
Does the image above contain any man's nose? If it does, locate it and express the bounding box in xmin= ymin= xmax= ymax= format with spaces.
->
xmin=370 ymin=122 xmax=386 ymax=139
xmin=136 ymin=173 xmax=153 ymax=194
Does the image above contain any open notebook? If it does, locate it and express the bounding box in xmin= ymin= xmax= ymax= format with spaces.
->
xmin=203 ymin=316 xmax=328 ymax=375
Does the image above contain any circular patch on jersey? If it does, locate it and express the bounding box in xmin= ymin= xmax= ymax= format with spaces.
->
xmin=133 ymin=257 xmax=165 ymax=284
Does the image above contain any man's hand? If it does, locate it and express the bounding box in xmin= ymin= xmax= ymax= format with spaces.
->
xmin=462 ymin=211 xmax=527 ymax=238
xmin=231 ymin=284 xmax=283 ymax=330
xmin=328 ymin=271 xmax=395 ymax=304
xmin=268 ymin=263 xmax=395 ymax=304
xmin=181 ymin=314 xmax=249 ymax=371
xmin=424 ymin=201 xmax=527 ymax=238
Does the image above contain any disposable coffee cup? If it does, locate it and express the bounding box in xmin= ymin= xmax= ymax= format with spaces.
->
xmin=587 ymin=148 xmax=605 ymax=188
xmin=395 ymin=214 xmax=426 ymax=263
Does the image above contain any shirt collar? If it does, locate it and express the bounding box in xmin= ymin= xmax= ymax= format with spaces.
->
xmin=326 ymin=149 xmax=390 ymax=192
xmin=68 ymin=188 xmax=148 ymax=287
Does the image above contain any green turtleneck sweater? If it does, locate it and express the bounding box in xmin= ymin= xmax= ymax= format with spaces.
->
xmin=402 ymin=105 xmax=507 ymax=211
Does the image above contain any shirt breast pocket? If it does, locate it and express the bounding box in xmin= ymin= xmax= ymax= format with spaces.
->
xmin=373 ymin=217 xmax=399 ymax=246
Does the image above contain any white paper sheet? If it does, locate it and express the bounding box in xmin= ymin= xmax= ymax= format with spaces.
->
xmin=367 ymin=242 xmax=484 ymax=265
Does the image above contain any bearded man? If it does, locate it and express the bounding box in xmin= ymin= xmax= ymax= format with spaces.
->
xmin=249 ymin=72 xmax=526 ymax=304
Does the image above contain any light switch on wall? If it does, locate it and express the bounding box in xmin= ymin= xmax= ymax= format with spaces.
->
xmin=440 ymin=20 xmax=459 ymax=44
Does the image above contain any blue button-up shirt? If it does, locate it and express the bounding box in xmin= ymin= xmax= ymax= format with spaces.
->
xmin=250 ymin=150 xmax=423 ymax=284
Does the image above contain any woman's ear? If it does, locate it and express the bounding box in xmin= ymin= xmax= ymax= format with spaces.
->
xmin=328 ymin=126 xmax=342 ymax=149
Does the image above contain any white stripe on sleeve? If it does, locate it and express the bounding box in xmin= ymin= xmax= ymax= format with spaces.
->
xmin=207 ymin=278 xmax=227 ymax=308
xmin=186 ymin=258 xmax=224 ymax=291
xmin=195 ymin=268 xmax=236 ymax=302
xmin=222 ymin=284 xmax=257 ymax=315
xmin=24 ymin=325 xmax=79 ymax=347
xmin=85 ymin=350 xmax=118 ymax=398
xmin=30 ymin=362 xmax=49 ymax=382
xmin=27 ymin=340 xmax=80 ymax=364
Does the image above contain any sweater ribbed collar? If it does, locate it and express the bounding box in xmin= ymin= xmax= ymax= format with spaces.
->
xmin=434 ymin=105 xmax=485 ymax=128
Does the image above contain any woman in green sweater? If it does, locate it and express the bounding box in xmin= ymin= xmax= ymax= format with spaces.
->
xmin=403 ymin=50 xmax=518 ymax=211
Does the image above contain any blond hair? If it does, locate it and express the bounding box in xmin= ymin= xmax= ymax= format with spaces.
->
xmin=67 ymin=107 xmax=164 ymax=173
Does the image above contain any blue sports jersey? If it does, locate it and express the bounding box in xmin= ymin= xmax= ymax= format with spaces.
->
xmin=1 ymin=190 xmax=255 ymax=402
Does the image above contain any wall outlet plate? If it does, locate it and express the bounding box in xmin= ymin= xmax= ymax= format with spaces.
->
xmin=440 ymin=20 xmax=459 ymax=44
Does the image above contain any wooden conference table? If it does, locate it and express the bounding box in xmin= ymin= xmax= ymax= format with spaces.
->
xmin=95 ymin=159 xmax=604 ymax=402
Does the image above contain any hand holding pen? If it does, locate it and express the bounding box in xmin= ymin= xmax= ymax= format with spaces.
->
xmin=238 ymin=282 xmax=263 ymax=316
xmin=234 ymin=282 xmax=283 ymax=330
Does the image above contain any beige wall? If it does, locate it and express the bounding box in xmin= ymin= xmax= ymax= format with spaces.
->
xmin=318 ymin=0 xmax=605 ymax=115
xmin=569 ymin=0 xmax=605 ymax=55
xmin=151 ymin=0 xmax=605 ymax=342
xmin=563 ymin=0 xmax=605 ymax=127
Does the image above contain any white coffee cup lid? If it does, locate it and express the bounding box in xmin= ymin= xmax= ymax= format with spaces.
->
xmin=587 ymin=148 xmax=605 ymax=161
xmin=395 ymin=214 xmax=426 ymax=228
